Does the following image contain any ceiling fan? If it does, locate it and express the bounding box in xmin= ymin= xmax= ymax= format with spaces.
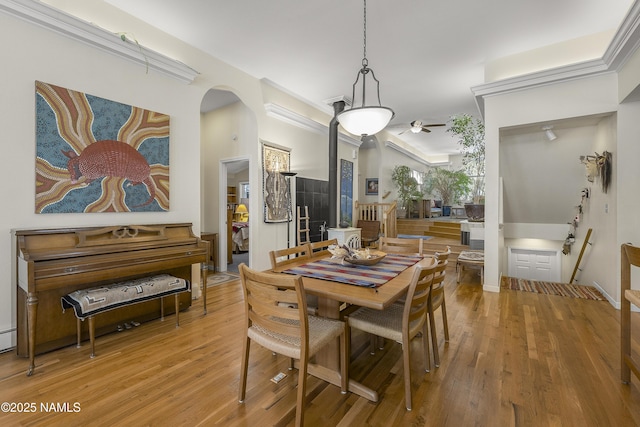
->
xmin=399 ymin=120 xmax=446 ymax=135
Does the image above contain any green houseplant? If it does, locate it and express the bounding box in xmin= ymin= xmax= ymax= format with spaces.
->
xmin=447 ymin=114 xmax=485 ymax=203
xmin=448 ymin=113 xmax=485 ymax=220
xmin=391 ymin=165 xmax=423 ymax=217
xmin=426 ymin=168 xmax=471 ymax=213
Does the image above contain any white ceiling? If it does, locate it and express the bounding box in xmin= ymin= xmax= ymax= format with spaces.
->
xmin=102 ymin=0 xmax=634 ymax=158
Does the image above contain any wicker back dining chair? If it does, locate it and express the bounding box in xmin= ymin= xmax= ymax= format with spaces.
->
xmin=357 ymin=220 xmax=381 ymax=248
xmin=379 ymin=236 xmax=424 ymax=256
xmin=428 ymin=246 xmax=451 ymax=367
xmin=238 ymin=264 xmax=348 ymax=427
xmin=345 ymin=258 xmax=438 ymax=411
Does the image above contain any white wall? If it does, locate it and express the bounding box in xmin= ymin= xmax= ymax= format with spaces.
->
xmin=0 ymin=11 xmax=206 ymax=350
xmin=0 ymin=1 xmax=354 ymax=351
xmin=499 ymin=118 xmax=618 ymax=291
xmin=566 ymin=116 xmax=617 ymax=301
xmin=500 ymin=125 xmax=599 ymax=224
xmin=201 ymin=100 xmax=257 ymax=269
xmin=484 ymin=73 xmax=620 ymax=294
xmin=200 ymin=94 xmax=360 ymax=272
xmin=377 ymin=143 xmax=433 ymax=207
xmin=358 ymin=146 xmax=380 ymax=203
xmin=483 ymin=71 xmax=640 ymax=301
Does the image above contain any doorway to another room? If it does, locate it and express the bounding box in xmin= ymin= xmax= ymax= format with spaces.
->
xmin=224 ymin=160 xmax=250 ymax=274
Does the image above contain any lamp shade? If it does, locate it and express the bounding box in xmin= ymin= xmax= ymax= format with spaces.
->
xmin=235 ymin=204 xmax=248 ymax=214
xmin=338 ymin=106 xmax=394 ymax=136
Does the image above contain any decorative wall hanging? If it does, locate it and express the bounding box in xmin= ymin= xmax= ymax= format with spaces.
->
xmin=365 ymin=178 xmax=378 ymax=195
xmin=340 ymin=159 xmax=353 ymax=226
xmin=579 ymin=151 xmax=612 ymax=193
xmin=35 ymin=81 xmax=170 ymax=213
xmin=262 ymin=143 xmax=291 ymax=223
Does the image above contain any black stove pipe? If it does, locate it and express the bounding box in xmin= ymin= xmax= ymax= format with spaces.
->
xmin=328 ymin=101 xmax=345 ymax=229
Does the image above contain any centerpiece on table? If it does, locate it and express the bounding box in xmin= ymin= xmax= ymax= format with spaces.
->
xmin=328 ymin=244 xmax=386 ymax=266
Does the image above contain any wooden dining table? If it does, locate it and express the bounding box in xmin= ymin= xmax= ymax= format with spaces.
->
xmin=272 ymin=252 xmax=436 ymax=402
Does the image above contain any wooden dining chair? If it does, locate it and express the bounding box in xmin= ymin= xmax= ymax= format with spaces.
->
xmin=310 ymin=238 xmax=338 ymax=258
xmin=238 ymin=264 xmax=348 ymax=427
xmin=345 ymin=258 xmax=438 ymax=411
xmin=379 ymin=236 xmax=423 ymax=255
xmin=270 ymin=243 xmax=318 ymax=314
xmin=269 ymin=243 xmax=312 ymax=272
xmin=428 ymin=246 xmax=451 ymax=367
xmin=621 ymin=243 xmax=640 ymax=385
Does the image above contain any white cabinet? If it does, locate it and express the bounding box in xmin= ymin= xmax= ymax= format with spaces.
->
xmin=507 ymin=247 xmax=561 ymax=282
xmin=328 ymin=227 xmax=361 ymax=247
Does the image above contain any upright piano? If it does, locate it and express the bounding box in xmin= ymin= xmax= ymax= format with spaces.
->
xmin=15 ymin=223 xmax=208 ymax=375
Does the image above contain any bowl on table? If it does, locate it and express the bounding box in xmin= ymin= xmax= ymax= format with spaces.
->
xmin=343 ymin=252 xmax=386 ymax=266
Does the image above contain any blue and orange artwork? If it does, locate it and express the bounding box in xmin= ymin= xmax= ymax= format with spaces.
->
xmin=35 ymin=81 xmax=170 ymax=213
xmin=340 ymin=159 xmax=353 ymax=225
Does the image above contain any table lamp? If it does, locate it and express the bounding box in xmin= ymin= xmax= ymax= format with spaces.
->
xmin=235 ymin=203 xmax=248 ymax=222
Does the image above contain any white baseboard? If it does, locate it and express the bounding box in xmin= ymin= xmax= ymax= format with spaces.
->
xmin=0 ymin=329 xmax=16 ymax=353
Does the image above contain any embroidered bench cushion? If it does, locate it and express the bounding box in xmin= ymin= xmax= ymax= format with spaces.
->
xmin=61 ymin=274 xmax=189 ymax=319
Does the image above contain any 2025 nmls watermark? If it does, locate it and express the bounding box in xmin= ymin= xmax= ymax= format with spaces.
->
xmin=1 ymin=402 xmax=81 ymax=413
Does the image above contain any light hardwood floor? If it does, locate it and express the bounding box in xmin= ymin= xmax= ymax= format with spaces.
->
xmin=1 ymin=267 xmax=640 ymax=426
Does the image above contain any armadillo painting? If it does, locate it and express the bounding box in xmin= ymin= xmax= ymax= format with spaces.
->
xmin=35 ymin=81 xmax=170 ymax=213
xmin=62 ymin=140 xmax=157 ymax=208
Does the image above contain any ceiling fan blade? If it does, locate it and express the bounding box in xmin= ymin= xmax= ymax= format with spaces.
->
xmin=422 ymin=123 xmax=446 ymax=128
xmin=421 ymin=127 xmax=432 ymax=133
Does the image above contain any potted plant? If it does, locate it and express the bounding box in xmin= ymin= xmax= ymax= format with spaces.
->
xmin=391 ymin=165 xmax=424 ymax=218
xmin=448 ymin=114 xmax=485 ymax=220
xmin=426 ymin=168 xmax=471 ymax=216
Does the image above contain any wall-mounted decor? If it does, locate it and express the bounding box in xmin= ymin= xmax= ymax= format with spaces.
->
xmin=262 ymin=142 xmax=291 ymax=223
xmin=365 ymin=178 xmax=378 ymax=195
xmin=35 ymin=81 xmax=169 ymax=213
xmin=340 ymin=159 xmax=353 ymax=226
xmin=580 ymin=151 xmax=612 ymax=193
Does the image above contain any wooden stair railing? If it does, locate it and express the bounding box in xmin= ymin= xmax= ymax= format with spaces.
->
xmin=355 ymin=201 xmax=397 ymax=238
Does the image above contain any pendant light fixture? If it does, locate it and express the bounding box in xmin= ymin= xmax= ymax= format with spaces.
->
xmin=337 ymin=0 xmax=394 ymax=136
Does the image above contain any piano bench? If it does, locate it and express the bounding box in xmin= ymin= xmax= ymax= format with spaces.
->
xmin=61 ymin=274 xmax=190 ymax=358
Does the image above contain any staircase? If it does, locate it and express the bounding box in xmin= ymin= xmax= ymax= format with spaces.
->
xmin=397 ymin=219 xmax=461 ymax=239
xmin=396 ymin=219 xmax=467 ymax=267
xmin=396 ymin=218 xmax=432 ymax=236
xmin=425 ymin=221 xmax=461 ymax=239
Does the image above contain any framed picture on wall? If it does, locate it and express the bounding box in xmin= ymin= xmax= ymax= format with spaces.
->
xmin=35 ymin=81 xmax=170 ymax=213
xmin=365 ymin=178 xmax=378 ymax=195
xmin=340 ymin=159 xmax=353 ymax=226
xmin=262 ymin=142 xmax=291 ymax=223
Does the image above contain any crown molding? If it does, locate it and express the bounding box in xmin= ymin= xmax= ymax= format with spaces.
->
xmin=264 ymin=103 xmax=361 ymax=148
xmin=472 ymin=2 xmax=640 ymax=117
xmin=605 ymin=0 xmax=640 ymax=71
xmin=471 ymin=59 xmax=612 ymax=117
xmin=0 ymin=0 xmax=199 ymax=84
xmin=383 ymin=140 xmax=448 ymax=167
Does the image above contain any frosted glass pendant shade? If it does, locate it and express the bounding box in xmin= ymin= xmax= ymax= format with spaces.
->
xmin=337 ymin=106 xmax=394 ymax=136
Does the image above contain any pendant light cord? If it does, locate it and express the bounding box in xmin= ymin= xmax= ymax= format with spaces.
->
xmin=362 ymin=0 xmax=368 ymax=68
